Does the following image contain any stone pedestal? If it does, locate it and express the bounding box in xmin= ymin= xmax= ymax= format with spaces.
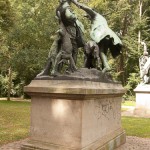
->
xmin=134 ymin=84 xmax=150 ymax=118
xmin=22 ymin=80 xmax=126 ymax=150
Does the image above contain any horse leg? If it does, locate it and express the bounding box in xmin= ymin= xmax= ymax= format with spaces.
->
xmin=51 ymin=52 xmax=62 ymax=76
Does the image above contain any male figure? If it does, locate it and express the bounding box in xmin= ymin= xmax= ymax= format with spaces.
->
xmin=56 ymin=0 xmax=85 ymax=64
xmin=72 ymin=0 xmax=122 ymax=73
xmin=37 ymin=0 xmax=85 ymax=77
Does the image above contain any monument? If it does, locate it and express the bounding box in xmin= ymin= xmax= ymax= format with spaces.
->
xmin=22 ymin=0 xmax=126 ymax=149
xmin=134 ymin=41 xmax=150 ymax=117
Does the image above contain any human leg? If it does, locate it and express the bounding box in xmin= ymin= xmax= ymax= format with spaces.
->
xmin=98 ymin=43 xmax=111 ymax=72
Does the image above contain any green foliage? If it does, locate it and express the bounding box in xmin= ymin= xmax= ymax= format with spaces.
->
xmin=0 ymin=0 xmax=14 ymax=65
xmin=8 ymin=0 xmax=59 ymax=84
xmin=0 ymin=0 xmax=59 ymax=97
xmin=122 ymin=100 xmax=136 ymax=106
xmin=0 ymin=100 xmax=30 ymax=145
xmin=0 ymin=0 xmax=150 ymax=98
xmin=0 ymin=0 xmax=14 ymax=31
xmin=124 ymin=73 xmax=140 ymax=100
xmin=0 ymin=71 xmax=23 ymax=97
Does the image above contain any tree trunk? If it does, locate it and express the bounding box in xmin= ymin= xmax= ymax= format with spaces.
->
xmin=119 ymin=14 xmax=128 ymax=85
xmin=138 ymin=0 xmax=143 ymax=51
xmin=7 ymin=67 xmax=12 ymax=101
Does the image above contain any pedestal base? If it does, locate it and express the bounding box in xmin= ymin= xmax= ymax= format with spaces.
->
xmin=134 ymin=84 xmax=150 ymax=118
xmin=22 ymin=80 xmax=126 ymax=150
xmin=22 ymin=131 xmax=126 ymax=150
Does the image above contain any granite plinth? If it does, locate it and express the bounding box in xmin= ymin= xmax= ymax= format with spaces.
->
xmin=134 ymin=84 xmax=150 ymax=118
xmin=22 ymin=80 xmax=126 ymax=150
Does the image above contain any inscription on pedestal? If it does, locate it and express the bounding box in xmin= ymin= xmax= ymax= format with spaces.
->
xmin=94 ymin=99 xmax=120 ymax=122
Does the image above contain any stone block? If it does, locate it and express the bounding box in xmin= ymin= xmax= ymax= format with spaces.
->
xmin=134 ymin=84 xmax=150 ymax=118
xmin=22 ymin=80 xmax=126 ymax=150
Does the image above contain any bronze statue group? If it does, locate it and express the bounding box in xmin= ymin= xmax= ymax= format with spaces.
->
xmin=37 ymin=0 xmax=122 ymax=77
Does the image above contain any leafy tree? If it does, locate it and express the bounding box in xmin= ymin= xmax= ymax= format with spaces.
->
xmin=0 ymin=0 xmax=150 ymax=100
xmin=0 ymin=0 xmax=15 ymax=100
xmin=10 ymin=0 xmax=59 ymax=84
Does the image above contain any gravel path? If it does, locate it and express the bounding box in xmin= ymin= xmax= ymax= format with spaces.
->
xmin=0 ymin=139 xmax=28 ymax=150
xmin=116 ymin=136 xmax=150 ymax=150
xmin=0 ymin=136 xmax=150 ymax=150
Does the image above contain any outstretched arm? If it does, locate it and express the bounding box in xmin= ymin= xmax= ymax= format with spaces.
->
xmin=72 ymin=0 xmax=96 ymax=19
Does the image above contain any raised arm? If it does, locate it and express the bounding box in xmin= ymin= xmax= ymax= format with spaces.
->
xmin=72 ymin=0 xmax=96 ymax=19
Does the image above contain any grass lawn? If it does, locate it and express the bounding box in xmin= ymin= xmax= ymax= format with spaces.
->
xmin=0 ymin=100 xmax=30 ymax=146
xmin=122 ymin=101 xmax=136 ymax=107
xmin=122 ymin=116 xmax=150 ymax=138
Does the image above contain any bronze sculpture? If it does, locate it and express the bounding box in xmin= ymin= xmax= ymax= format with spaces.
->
xmin=36 ymin=34 xmax=61 ymax=77
xmin=37 ymin=0 xmax=85 ymax=77
xmin=51 ymin=11 xmax=77 ymax=76
xmin=72 ymin=0 xmax=122 ymax=73
xmin=56 ymin=0 xmax=85 ymax=64
xmin=84 ymin=40 xmax=101 ymax=70
xmin=36 ymin=0 xmax=123 ymax=80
